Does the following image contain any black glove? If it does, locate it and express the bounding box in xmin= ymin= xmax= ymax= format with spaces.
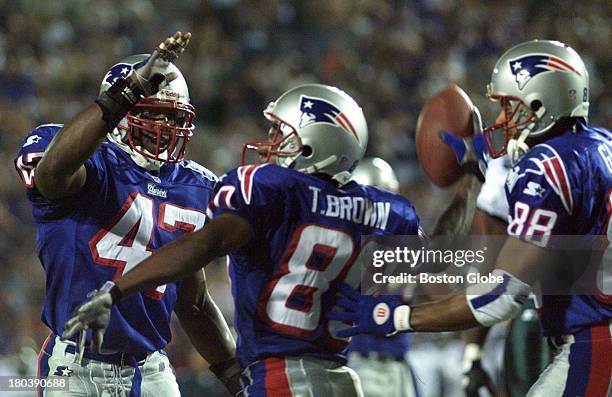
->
xmin=462 ymin=343 xmax=495 ymax=397
xmin=462 ymin=360 xmax=495 ymax=397
xmin=96 ymin=31 xmax=191 ymax=132
xmin=209 ymin=357 xmax=243 ymax=396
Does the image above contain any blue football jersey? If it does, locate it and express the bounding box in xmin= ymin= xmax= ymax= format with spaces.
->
xmin=209 ymin=164 xmax=420 ymax=366
xmin=15 ymin=124 xmax=217 ymax=355
xmin=504 ymin=121 xmax=612 ymax=336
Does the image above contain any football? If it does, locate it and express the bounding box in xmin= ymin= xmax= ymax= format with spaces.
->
xmin=415 ymin=84 xmax=475 ymax=187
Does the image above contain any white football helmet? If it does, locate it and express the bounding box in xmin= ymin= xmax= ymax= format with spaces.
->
xmin=352 ymin=157 xmax=399 ymax=192
xmin=99 ymin=54 xmax=195 ymax=171
xmin=243 ymin=84 xmax=368 ymax=184
xmin=483 ymin=40 xmax=589 ymax=164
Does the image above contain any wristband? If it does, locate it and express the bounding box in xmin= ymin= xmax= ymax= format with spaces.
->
xmin=209 ymin=357 xmax=243 ymax=396
xmin=100 ymin=281 xmax=123 ymax=304
xmin=393 ymin=305 xmax=412 ymax=332
xmin=95 ymin=76 xmax=145 ymax=132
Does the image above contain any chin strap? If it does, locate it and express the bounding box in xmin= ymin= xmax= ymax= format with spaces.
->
xmin=507 ymin=106 xmax=547 ymax=165
xmin=507 ymin=130 xmax=531 ymax=165
xmin=131 ymin=145 xmax=166 ymax=170
xmin=107 ymin=130 xmax=164 ymax=171
xmin=295 ymin=155 xmax=337 ymax=175
xmin=281 ymin=153 xmax=353 ymax=185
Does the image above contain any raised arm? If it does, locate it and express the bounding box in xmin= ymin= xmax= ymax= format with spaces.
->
xmin=35 ymin=31 xmax=191 ymax=199
xmin=34 ymin=105 xmax=105 ymax=199
xmin=408 ymin=237 xmax=550 ymax=331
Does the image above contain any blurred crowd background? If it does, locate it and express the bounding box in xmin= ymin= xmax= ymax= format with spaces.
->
xmin=0 ymin=0 xmax=609 ymax=395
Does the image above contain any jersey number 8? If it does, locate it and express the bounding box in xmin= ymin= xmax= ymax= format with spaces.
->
xmin=258 ymin=224 xmax=358 ymax=343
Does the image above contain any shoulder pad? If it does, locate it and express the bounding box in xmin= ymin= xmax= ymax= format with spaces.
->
xmin=508 ymin=144 xmax=575 ymax=214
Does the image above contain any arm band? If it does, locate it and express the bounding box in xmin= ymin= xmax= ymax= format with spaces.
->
xmin=465 ymin=269 xmax=531 ymax=327
xmin=393 ymin=305 xmax=413 ymax=332
xmin=100 ymin=281 xmax=123 ymax=304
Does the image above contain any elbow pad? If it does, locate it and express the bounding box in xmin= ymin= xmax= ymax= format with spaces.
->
xmin=465 ymin=269 xmax=531 ymax=327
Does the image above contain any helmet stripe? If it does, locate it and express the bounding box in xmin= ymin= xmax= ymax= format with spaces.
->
xmin=548 ymin=56 xmax=581 ymax=76
xmin=336 ymin=113 xmax=360 ymax=143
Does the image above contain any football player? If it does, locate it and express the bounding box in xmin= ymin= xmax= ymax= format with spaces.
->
xmin=328 ymin=40 xmax=612 ymax=397
xmin=347 ymin=157 xmax=420 ymax=397
xmin=450 ymin=154 xmax=551 ymax=397
xmin=15 ymin=32 xmax=240 ymax=396
xmin=443 ymin=94 xmax=553 ymax=397
xmin=61 ymin=83 xmax=424 ymax=396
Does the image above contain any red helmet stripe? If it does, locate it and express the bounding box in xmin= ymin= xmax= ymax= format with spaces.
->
xmin=548 ymin=56 xmax=581 ymax=76
xmin=336 ymin=113 xmax=360 ymax=143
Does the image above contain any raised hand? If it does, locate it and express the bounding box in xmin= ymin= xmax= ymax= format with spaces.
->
xmin=441 ymin=107 xmax=489 ymax=182
xmin=131 ymin=31 xmax=192 ymax=96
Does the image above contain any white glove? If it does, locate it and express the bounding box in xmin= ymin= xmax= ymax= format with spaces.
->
xmin=61 ymin=281 xmax=116 ymax=353
xmin=131 ymin=31 xmax=191 ymax=96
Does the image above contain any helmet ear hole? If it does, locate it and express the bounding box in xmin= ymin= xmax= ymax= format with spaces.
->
xmin=530 ymin=100 xmax=543 ymax=111
xmin=301 ymin=145 xmax=313 ymax=158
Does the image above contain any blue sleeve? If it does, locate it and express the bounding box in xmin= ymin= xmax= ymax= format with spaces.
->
xmin=386 ymin=196 xmax=420 ymax=236
xmin=14 ymin=125 xmax=58 ymax=189
xmin=14 ymin=124 xmax=108 ymax=220
xmin=399 ymin=199 xmax=420 ymax=236
xmin=209 ymin=164 xmax=284 ymax=235
xmin=505 ymin=145 xmax=579 ymax=246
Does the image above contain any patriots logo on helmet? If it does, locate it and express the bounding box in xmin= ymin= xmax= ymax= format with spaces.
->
xmin=508 ymin=54 xmax=582 ymax=90
xmin=299 ymin=95 xmax=360 ymax=143
xmin=103 ymin=58 xmax=148 ymax=86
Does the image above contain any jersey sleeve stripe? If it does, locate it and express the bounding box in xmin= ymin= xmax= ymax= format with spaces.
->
xmin=238 ymin=164 xmax=267 ymax=205
xmin=541 ymin=154 xmax=573 ymax=214
xmin=213 ymin=185 xmax=236 ymax=209
xmin=15 ymin=151 xmax=45 ymax=188
xmin=206 ymin=204 xmax=214 ymax=220
xmin=549 ymin=156 xmax=573 ymax=212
